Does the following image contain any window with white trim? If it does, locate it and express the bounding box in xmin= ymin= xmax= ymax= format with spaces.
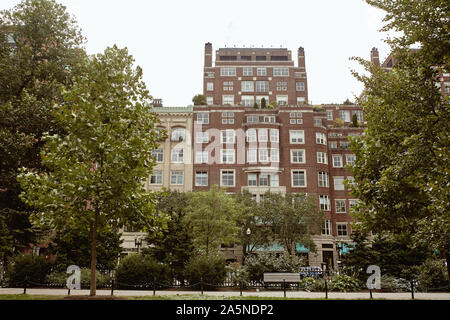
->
xmin=297 ymin=97 xmax=306 ymax=105
xmin=332 ymin=155 xmax=343 ymax=168
xmin=274 ymin=67 xmax=289 ymax=76
xmin=195 ymin=151 xmax=208 ymax=164
xmin=346 ymin=154 xmax=356 ymax=166
xmin=220 ymin=67 xmax=236 ymax=76
xmin=247 ymin=149 xmax=257 ymax=163
xmin=246 ymin=115 xmax=259 ymax=123
xmin=334 ymin=177 xmax=345 ymax=190
xmin=259 ymin=173 xmax=269 ymax=186
xmin=317 ymin=152 xmax=328 ymax=164
xmin=326 ymin=110 xmax=333 ymax=120
xmin=221 ymin=130 xmax=235 ymax=144
xmin=241 ymin=81 xmax=254 ymax=92
xmin=277 ymin=95 xmax=288 ymax=105
xmin=296 ymin=82 xmax=305 ymax=91
xmin=270 ymin=149 xmax=279 ymax=162
xmin=248 ymin=173 xmax=257 ymax=186
xmin=150 ymin=170 xmax=163 ymax=185
xmin=206 ymin=97 xmax=213 ymax=105
xmin=263 ymin=116 xmax=276 ymax=123
xmin=221 ymin=149 xmax=235 ymax=164
xmin=318 ymin=172 xmax=329 ymax=187
xmin=335 ymin=200 xmax=346 ymax=213
xmin=292 ymin=170 xmax=306 ymax=187
xmin=256 ymin=96 xmax=269 ymax=105
xmin=195 ymin=171 xmax=208 ymax=187
xmin=352 ymin=110 xmax=364 ymax=122
xmin=223 ymin=81 xmax=233 ymax=91
xmin=243 ymin=67 xmax=253 ymax=76
xmin=349 ymin=199 xmax=358 ymax=209
xmin=171 ymin=128 xmax=185 ymax=142
xmin=270 ymin=129 xmax=279 ymax=142
xmin=152 ymin=149 xmax=163 ymax=163
xmin=170 ymin=171 xmax=184 ymax=185
xmin=206 ymin=82 xmax=214 ymax=91
xmin=322 ymin=220 xmax=331 ymax=235
xmin=259 ymin=149 xmax=269 ymax=163
xmin=221 ymin=170 xmax=235 ymax=187
xmin=291 ymin=149 xmax=305 ymax=163
xmin=246 ymin=129 xmax=257 ymax=142
xmin=339 ymin=110 xmax=351 ymax=122
xmin=171 ymin=148 xmax=184 ymax=163
xmin=196 ymin=113 xmax=209 ymax=124
xmin=222 ymin=95 xmax=234 ymax=105
xmin=337 ymin=223 xmax=348 ymax=236
xmin=316 ymin=132 xmax=327 ymax=145
xmin=270 ymin=174 xmax=279 ymax=187
xmin=319 ymin=195 xmax=330 ymax=211
xmin=256 ymin=81 xmax=269 ymax=92
xmin=290 ymin=130 xmax=304 ymax=144
xmin=196 ymin=132 xmax=209 ymax=144
xmin=276 ymin=81 xmax=287 ymax=91
xmin=258 ymin=129 xmax=268 ymax=142
xmin=242 ymin=96 xmax=254 ymax=107
xmin=257 ymin=68 xmax=267 ymax=76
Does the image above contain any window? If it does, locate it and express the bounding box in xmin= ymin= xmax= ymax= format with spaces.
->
xmin=256 ymin=81 xmax=269 ymax=92
xmin=196 ymin=132 xmax=209 ymax=144
xmin=317 ymin=152 xmax=328 ymax=164
xmin=243 ymin=67 xmax=253 ymax=76
xmin=270 ymin=149 xmax=279 ymax=162
xmin=221 ymin=170 xmax=235 ymax=187
xmin=349 ymin=199 xmax=357 ymax=209
xmin=258 ymin=129 xmax=268 ymax=142
xmin=270 ymin=174 xmax=279 ymax=187
xmin=247 ymin=149 xmax=257 ymax=163
xmin=270 ymin=129 xmax=279 ymax=142
xmin=222 ymin=112 xmax=234 ymax=124
xmin=206 ymin=82 xmax=214 ymax=91
xmin=171 ymin=128 xmax=185 ymax=142
xmin=221 ymin=130 xmax=235 ymax=144
xmin=297 ymin=97 xmax=306 ymax=105
xmin=346 ymin=154 xmax=356 ymax=166
xmin=276 ymin=81 xmax=287 ymax=91
xmin=334 ymin=177 xmax=345 ymax=190
xmin=171 ymin=148 xmax=184 ymax=163
xmin=296 ymin=82 xmax=305 ymax=91
xmin=332 ymin=155 xmax=343 ymax=168
xmin=257 ymin=68 xmax=267 ymax=76
xmin=248 ymin=174 xmax=257 ymax=186
xmin=256 ymin=96 xmax=269 ymax=106
xmin=259 ymin=149 xmax=269 ymax=163
xmin=335 ymin=200 xmax=346 ymax=213
xmin=274 ymin=67 xmax=289 ymax=76
xmin=195 ymin=171 xmax=208 ymax=187
xmin=352 ymin=110 xmax=364 ymax=122
xmin=170 ymin=171 xmax=184 ymax=185
xmin=340 ymin=141 xmax=350 ymax=149
xmin=259 ymin=174 xmax=269 ymax=186
xmin=220 ymin=67 xmax=236 ymax=76
xmin=246 ymin=115 xmax=259 ymax=123
xmin=150 ymin=170 xmax=163 ymax=185
xmin=195 ymin=151 xmax=208 ymax=164
xmin=223 ymin=81 xmax=233 ymax=91
xmin=241 ymin=56 xmax=251 ymax=61
xmin=256 ymin=56 xmax=267 ymax=61
xmin=337 ymin=223 xmax=348 ymax=236
xmin=322 ymin=220 xmax=331 ymax=235
xmin=326 ymin=110 xmax=333 ymax=120
xmin=444 ymin=82 xmax=450 ymax=93
xmin=277 ymin=95 xmax=288 ymax=105
xmin=206 ymin=97 xmax=213 ymax=105
xmin=221 ymin=149 xmax=235 ymax=164
xmin=241 ymin=81 xmax=254 ymax=92
xmin=290 ymin=130 xmax=304 ymax=144
xmin=246 ymin=129 xmax=257 ymax=142
xmin=339 ymin=110 xmax=351 ymax=122
xmin=316 ymin=132 xmax=327 ymax=145
xmin=223 ymin=95 xmax=234 ymax=105
xmin=319 ymin=195 xmax=330 ymax=211
xmin=291 ymin=149 xmax=305 ymax=163
xmin=152 ymin=149 xmax=163 ymax=163
xmin=292 ymin=170 xmax=306 ymax=187
xmin=242 ymin=96 xmax=255 ymax=107
xmin=329 ymin=142 xmax=338 ymax=149
xmin=314 ymin=118 xmax=322 ymax=127
xmin=318 ymin=172 xmax=329 ymax=187
xmin=197 ymin=113 xmax=209 ymax=124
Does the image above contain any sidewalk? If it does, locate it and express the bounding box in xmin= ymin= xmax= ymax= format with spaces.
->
xmin=1 ymin=288 xmax=449 ymax=300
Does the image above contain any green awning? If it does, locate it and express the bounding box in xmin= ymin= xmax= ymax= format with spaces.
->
xmin=338 ymin=242 xmax=355 ymax=255
xmin=247 ymin=243 xmax=284 ymax=252
xmin=295 ymin=243 xmax=310 ymax=253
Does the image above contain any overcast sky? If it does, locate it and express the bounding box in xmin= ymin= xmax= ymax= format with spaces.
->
xmin=2 ymin=0 xmax=393 ymax=106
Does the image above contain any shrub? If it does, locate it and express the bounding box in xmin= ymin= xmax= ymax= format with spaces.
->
xmin=227 ymin=263 xmax=250 ymax=289
xmin=244 ymin=253 xmax=306 ymax=282
xmin=299 ymin=277 xmax=325 ymax=292
xmin=184 ymin=254 xmax=227 ymax=289
xmin=380 ymin=275 xmax=411 ymax=292
xmin=417 ymin=259 xmax=449 ymax=292
xmin=329 ymin=274 xmax=362 ymax=292
xmin=45 ymin=268 xmax=111 ymax=288
xmin=333 ymin=118 xmax=345 ymax=127
xmin=5 ymin=254 xmax=52 ymax=287
xmin=116 ymin=254 xmax=171 ymax=288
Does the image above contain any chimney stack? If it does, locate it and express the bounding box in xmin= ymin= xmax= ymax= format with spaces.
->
xmin=298 ymin=47 xmax=305 ymax=70
xmin=204 ymin=42 xmax=212 ymax=68
xmin=370 ymin=47 xmax=380 ymax=66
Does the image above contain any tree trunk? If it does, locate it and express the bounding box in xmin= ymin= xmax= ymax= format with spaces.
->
xmin=89 ymin=210 xmax=98 ymax=296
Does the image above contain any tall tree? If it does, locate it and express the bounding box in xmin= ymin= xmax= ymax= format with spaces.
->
xmin=144 ymin=191 xmax=195 ymax=283
xmin=186 ymin=185 xmax=240 ymax=254
xmin=0 ymin=0 xmax=85 ymax=263
xmin=260 ymin=192 xmax=324 ymax=255
xmin=17 ymin=45 xmax=166 ymax=296
xmin=349 ymin=0 xmax=450 ymax=286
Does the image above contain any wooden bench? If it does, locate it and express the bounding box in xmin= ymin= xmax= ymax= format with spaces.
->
xmin=263 ymin=273 xmax=301 ymax=297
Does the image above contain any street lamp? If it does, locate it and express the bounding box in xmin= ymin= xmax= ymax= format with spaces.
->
xmin=243 ymin=228 xmax=251 ymax=263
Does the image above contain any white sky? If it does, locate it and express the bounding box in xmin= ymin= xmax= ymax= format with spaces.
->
xmin=2 ymin=0 xmax=393 ymax=106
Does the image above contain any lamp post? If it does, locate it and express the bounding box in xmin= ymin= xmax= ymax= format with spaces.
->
xmin=134 ymin=236 xmax=143 ymax=254
xmin=243 ymin=228 xmax=251 ymax=264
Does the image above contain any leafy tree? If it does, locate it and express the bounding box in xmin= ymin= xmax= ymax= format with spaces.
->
xmin=192 ymin=94 xmax=206 ymax=106
xmin=343 ymin=98 xmax=353 ymax=105
xmin=17 ymin=46 xmax=166 ymax=296
xmin=260 ymin=192 xmax=324 ymax=255
xmin=260 ymin=98 xmax=266 ymax=109
xmin=183 ymin=254 xmax=227 ymax=289
xmin=349 ymin=0 xmax=450 ymax=287
xmin=5 ymin=253 xmax=52 ymax=286
xmin=48 ymin=226 xmax=123 ymax=272
xmin=143 ymin=191 xmax=195 ymax=283
xmin=351 ymin=113 xmax=358 ymax=127
xmin=186 ymin=185 xmax=240 ymax=254
xmin=0 ymin=0 xmax=85 ymax=264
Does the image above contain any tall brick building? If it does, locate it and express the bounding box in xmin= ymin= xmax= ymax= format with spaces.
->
xmin=191 ymin=43 xmax=366 ymax=267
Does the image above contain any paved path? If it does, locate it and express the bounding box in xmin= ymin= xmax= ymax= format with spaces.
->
xmin=1 ymin=288 xmax=449 ymax=300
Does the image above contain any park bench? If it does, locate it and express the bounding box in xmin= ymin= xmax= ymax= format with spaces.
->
xmin=263 ymin=273 xmax=301 ymax=297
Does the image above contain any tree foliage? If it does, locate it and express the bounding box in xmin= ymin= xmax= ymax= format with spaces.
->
xmin=17 ymin=45 xmax=166 ymax=295
xmin=192 ymin=94 xmax=206 ymax=106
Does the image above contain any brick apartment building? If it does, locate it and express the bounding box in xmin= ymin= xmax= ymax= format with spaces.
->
xmin=190 ymin=43 xmax=366 ymax=267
